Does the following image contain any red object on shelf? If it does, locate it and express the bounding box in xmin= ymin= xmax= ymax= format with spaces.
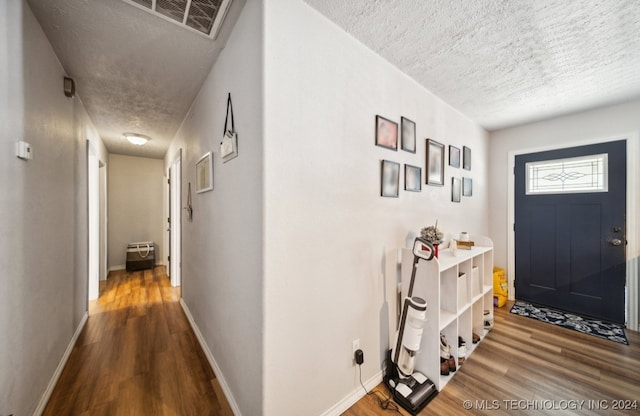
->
xmin=421 ymin=243 xmax=438 ymax=258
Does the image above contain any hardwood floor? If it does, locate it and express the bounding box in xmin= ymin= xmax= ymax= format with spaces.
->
xmin=44 ymin=267 xmax=233 ymax=416
xmin=344 ymin=301 xmax=640 ymax=416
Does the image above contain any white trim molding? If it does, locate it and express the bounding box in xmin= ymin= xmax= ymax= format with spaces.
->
xmin=34 ymin=313 xmax=88 ymax=415
xmin=179 ymin=299 xmax=241 ymax=415
xmin=507 ymin=133 xmax=639 ymax=330
xmin=319 ymin=370 xmax=383 ymax=416
xmin=108 ymin=265 xmax=125 ymax=272
xmin=106 ymin=263 xmax=166 ymax=274
xmin=625 ymin=136 xmax=639 ymax=331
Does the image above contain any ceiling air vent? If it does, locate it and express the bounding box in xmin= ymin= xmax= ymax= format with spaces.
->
xmin=122 ymin=0 xmax=232 ymax=39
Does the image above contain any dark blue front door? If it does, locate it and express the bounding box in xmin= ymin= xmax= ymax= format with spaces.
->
xmin=515 ymin=141 xmax=626 ymax=324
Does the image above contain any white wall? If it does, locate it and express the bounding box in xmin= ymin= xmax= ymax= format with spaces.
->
xmin=163 ymin=0 xmax=263 ymax=414
xmin=107 ymin=154 xmax=164 ymax=270
xmin=263 ymin=1 xmax=489 ymax=414
xmin=0 ymin=1 xmax=103 ymax=414
xmin=489 ymin=98 xmax=640 ymax=328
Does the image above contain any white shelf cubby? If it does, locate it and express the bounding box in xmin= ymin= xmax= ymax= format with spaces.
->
xmin=399 ymin=235 xmax=494 ymax=391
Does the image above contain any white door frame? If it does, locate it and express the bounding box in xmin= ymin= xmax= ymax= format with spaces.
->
xmin=169 ymin=150 xmax=182 ymax=288
xmin=99 ymin=162 xmax=107 ymax=281
xmin=88 ymin=141 xmax=100 ymax=301
xmin=507 ymin=134 xmax=639 ymax=330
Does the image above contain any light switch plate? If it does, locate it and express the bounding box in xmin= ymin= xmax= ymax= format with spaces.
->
xmin=16 ymin=140 xmax=32 ymax=160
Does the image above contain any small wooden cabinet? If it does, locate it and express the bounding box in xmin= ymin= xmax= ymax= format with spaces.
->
xmin=400 ymin=236 xmax=493 ymax=391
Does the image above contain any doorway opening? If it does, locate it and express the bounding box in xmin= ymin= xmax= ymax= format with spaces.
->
xmin=87 ymin=142 xmax=105 ymax=301
xmin=507 ymin=136 xmax=639 ymax=329
xmin=168 ymin=150 xmax=182 ymax=288
xmin=514 ymin=141 xmax=626 ymax=323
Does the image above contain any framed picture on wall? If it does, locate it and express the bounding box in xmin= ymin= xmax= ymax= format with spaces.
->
xmin=452 ymin=177 xmax=461 ymax=202
xmin=463 ymin=146 xmax=471 ymax=170
xmin=404 ymin=164 xmax=422 ymax=192
xmin=375 ymin=115 xmax=398 ymax=151
xmin=381 ymin=160 xmax=400 ymax=197
xmin=426 ymin=139 xmax=445 ymax=186
xmin=195 ymin=152 xmax=213 ymax=193
xmin=401 ymin=117 xmax=416 ymax=153
xmin=463 ymin=177 xmax=473 ymax=196
xmin=449 ymin=145 xmax=461 ymax=168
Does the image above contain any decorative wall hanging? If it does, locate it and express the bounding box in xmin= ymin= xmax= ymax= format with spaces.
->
xmin=404 ymin=164 xmax=422 ymax=192
xmin=195 ymin=152 xmax=213 ymax=193
xmin=452 ymin=177 xmax=461 ymax=202
xmin=375 ymin=115 xmax=398 ymax=151
xmin=463 ymin=177 xmax=473 ymax=196
xmin=463 ymin=146 xmax=471 ymax=170
xmin=185 ymin=182 xmax=193 ymax=221
xmin=449 ymin=145 xmax=460 ymax=168
xmin=426 ymin=139 xmax=444 ymax=186
xmin=381 ymin=160 xmax=400 ymax=197
xmin=220 ymin=93 xmax=238 ymax=163
xmin=400 ymin=117 xmax=416 ymax=153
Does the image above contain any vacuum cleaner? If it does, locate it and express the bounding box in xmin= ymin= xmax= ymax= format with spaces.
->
xmin=384 ymin=237 xmax=438 ymax=415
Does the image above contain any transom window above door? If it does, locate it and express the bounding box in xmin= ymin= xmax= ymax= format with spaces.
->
xmin=526 ymin=153 xmax=608 ymax=195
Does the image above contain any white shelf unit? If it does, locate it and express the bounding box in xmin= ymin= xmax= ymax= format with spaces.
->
xmin=400 ymin=236 xmax=493 ymax=391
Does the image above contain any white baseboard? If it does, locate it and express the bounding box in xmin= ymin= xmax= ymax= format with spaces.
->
xmin=108 ymin=263 xmax=166 ymax=273
xmin=320 ymin=370 xmax=383 ymax=416
xmin=179 ymin=299 xmax=241 ymax=416
xmin=33 ymin=312 xmax=88 ymax=416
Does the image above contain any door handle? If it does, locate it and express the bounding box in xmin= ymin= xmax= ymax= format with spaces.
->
xmin=610 ymin=238 xmax=622 ymax=246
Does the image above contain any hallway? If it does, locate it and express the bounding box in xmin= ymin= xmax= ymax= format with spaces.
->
xmin=43 ymin=267 xmax=233 ymax=416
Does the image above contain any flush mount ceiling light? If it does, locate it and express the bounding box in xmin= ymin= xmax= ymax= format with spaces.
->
xmin=123 ymin=133 xmax=151 ymax=146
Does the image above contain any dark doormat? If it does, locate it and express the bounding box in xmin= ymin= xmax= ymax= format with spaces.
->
xmin=510 ymin=300 xmax=629 ymax=345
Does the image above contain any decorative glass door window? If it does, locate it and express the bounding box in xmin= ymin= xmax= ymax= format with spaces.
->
xmin=526 ymin=153 xmax=608 ymax=195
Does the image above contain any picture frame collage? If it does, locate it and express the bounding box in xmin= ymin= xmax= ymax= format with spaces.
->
xmin=448 ymin=144 xmax=472 ymax=202
xmin=376 ymin=114 xmax=473 ymax=202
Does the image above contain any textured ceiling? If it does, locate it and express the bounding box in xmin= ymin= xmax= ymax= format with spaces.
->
xmin=24 ymin=0 xmax=640 ymax=152
xmin=27 ymin=0 xmax=244 ymax=158
xmin=304 ymin=0 xmax=640 ymax=130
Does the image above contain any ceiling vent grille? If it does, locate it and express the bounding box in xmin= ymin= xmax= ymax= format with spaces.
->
xmin=156 ymin=0 xmax=188 ymax=22
xmin=122 ymin=0 xmax=231 ymax=39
